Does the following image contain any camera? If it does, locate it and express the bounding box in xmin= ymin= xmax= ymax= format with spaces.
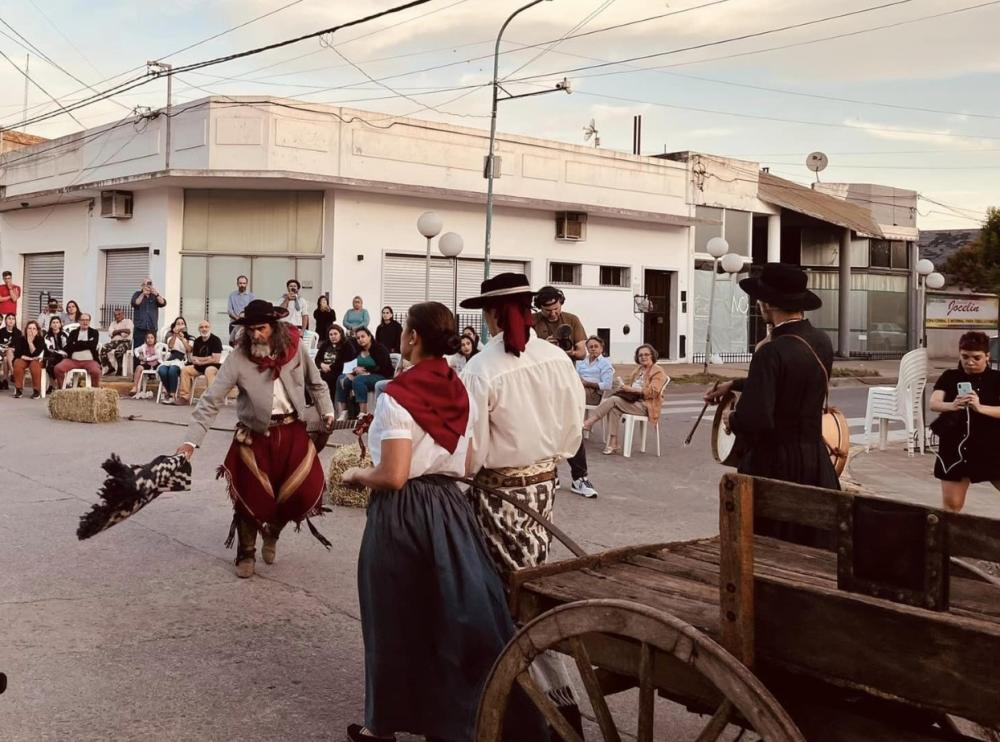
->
xmin=555 ymin=324 xmax=574 ymax=352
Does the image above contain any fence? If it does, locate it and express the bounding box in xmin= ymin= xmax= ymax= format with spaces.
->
xmin=99 ymin=304 xmax=135 ymax=328
xmin=691 ymin=352 xmax=754 ymax=364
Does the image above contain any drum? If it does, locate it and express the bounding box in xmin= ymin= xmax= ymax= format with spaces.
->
xmin=822 ymin=406 xmax=851 ymax=476
xmin=711 ymin=392 xmax=743 ymax=467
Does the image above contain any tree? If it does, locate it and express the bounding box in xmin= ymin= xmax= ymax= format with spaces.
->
xmin=944 ymin=207 xmax=1000 ymax=294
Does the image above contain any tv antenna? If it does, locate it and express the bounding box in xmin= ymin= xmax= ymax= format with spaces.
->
xmin=583 ymin=119 xmax=600 ymax=148
xmin=806 ymin=151 xmax=829 ymax=183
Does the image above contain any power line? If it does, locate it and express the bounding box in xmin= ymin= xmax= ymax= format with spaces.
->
xmin=0 ymin=47 xmax=85 ymax=127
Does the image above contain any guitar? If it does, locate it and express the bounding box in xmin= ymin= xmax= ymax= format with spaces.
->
xmin=310 ymin=413 xmax=373 ymax=455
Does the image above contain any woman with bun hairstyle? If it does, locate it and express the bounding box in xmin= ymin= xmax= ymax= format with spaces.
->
xmin=341 ymin=301 xmax=543 ymax=742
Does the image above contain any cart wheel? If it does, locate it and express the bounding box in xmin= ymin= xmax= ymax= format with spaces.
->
xmin=477 ymin=598 xmax=805 ymax=742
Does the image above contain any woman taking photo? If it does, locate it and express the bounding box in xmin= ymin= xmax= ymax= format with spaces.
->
xmin=312 ymin=294 xmax=336 ymax=340
xmin=341 ymin=301 xmax=542 ymax=742
xmin=315 ymin=323 xmax=356 ymax=402
xmin=335 ymin=327 xmax=392 ymax=417
xmin=930 ymin=331 xmax=1000 ymax=512
xmin=448 ymin=333 xmax=478 ymax=372
xmin=12 ymin=321 xmax=45 ymax=398
xmin=157 ymin=317 xmax=192 ymax=404
xmin=374 ymin=305 xmax=402 ymax=354
xmin=583 ymin=343 xmax=668 ymax=455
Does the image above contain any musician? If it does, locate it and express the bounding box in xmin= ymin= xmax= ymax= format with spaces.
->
xmin=460 ymin=273 xmax=586 ymax=734
xmin=532 ymin=285 xmax=598 ymax=499
xmin=704 ymin=263 xmax=839 ymax=492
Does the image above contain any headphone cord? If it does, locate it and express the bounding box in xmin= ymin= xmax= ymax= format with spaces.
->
xmin=934 ymin=406 xmax=972 ymax=475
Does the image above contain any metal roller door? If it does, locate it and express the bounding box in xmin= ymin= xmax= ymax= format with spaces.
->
xmin=103 ymin=248 xmax=149 ymax=325
xmin=21 ymin=252 xmax=64 ymax=322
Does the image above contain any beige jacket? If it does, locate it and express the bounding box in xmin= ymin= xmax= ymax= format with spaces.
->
xmin=183 ymin=342 xmax=333 ymax=448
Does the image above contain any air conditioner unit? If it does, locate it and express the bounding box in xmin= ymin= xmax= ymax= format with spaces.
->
xmin=556 ymin=211 xmax=587 ymax=241
xmin=100 ymin=190 xmax=133 ymax=219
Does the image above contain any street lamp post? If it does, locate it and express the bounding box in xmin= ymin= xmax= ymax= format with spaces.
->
xmin=417 ymin=211 xmax=443 ymax=301
xmin=915 ymin=259 xmax=945 ymax=348
xmin=438 ymin=232 xmax=464 ymax=316
xmin=703 ymin=237 xmax=729 ymax=372
xmin=483 ymin=0 xmax=565 ymax=282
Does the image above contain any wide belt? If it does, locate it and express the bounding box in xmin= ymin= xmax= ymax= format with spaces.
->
xmin=474 ymin=468 xmax=557 ymax=489
xmin=269 ymin=413 xmax=298 ymax=427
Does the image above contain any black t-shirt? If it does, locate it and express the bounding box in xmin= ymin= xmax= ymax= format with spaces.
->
xmin=0 ymin=327 xmax=21 ymax=346
xmin=192 ymin=334 xmax=223 ymax=368
xmin=933 ymin=366 xmax=1000 ymax=442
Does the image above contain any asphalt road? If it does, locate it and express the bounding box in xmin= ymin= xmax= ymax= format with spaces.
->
xmin=0 ymin=386 xmax=926 ymax=741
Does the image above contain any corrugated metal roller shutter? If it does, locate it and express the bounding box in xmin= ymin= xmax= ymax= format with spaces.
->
xmin=22 ymin=252 xmax=64 ymax=321
xmin=104 ymin=248 xmax=149 ymax=321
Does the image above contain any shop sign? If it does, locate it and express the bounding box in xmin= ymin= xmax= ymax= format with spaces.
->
xmin=926 ymin=294 xmax=999 ymax=329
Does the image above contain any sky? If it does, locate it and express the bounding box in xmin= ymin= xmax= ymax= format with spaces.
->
xmin=1 ymin=0 xmax=998 ymax=229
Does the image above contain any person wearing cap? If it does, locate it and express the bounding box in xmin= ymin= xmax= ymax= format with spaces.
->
xmin=175 ymin=299 xmax=335 ymax=578
xmin=532 ymin=285 xmax=599 ymax=499
xmin=459 ymin=272 xmax=587 ymax=734
xmin=704 ymin=262 xmax=839 ymax=495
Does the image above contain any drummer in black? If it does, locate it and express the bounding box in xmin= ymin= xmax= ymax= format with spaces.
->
xmin=929 ymin=331 xmax=1000 ymax=512
xmin=705 ymin=263 xmax=839 ymax=492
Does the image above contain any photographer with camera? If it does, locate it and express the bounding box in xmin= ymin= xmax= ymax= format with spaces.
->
xmin=278 ymin=279 xmax=309 ymax=331
xmin=131 ymin=277 xmax=166 ymax=349
xmin=930 ymin=331 xmax=1000 ymax=512
xmin=533 ymin=285 xmax=598 ymax=499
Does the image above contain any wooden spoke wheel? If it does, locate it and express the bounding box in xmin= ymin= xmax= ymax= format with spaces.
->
xmin=476 ymin=599 xmax=805 ymax=742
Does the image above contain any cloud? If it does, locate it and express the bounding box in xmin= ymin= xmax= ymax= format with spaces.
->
xmin=841 ymin=120 xmax=996 ymax=149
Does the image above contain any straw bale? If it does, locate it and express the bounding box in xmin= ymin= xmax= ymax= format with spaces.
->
xmin=326 ymin=442 xmax=371 ymax=508
xmin=48 ymin=388 xmax=119 ymax=423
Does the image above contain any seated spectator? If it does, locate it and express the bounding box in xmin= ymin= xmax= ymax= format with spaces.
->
xmin=130 ymin=331 xmax=162 ymax=397
xmin=375 ymin=305 xmax=403 ymax=354
xmin=54 ymin=313 xmax=102 ymax=388
xmin=37 ymin=298 xmax=63 ymax=331
xmin=1 ymin=313 xmax=21 ymax=390
xmin=99 ymin=308 xmax=134 ymax=376
xmin=343 ymin=295 xmax=370 ymax=336
xmin=316 ymin=323 xmax=356 ymax=403
xmin=44 ymin=317 xmax=68 ymax=390
xmin=373 ymin=353 xmax=411 ymax=407
xmin=462 ymin=324 xmax=485 ymax=351
xmin=176 ymin=320 xmax=223 ymax=404
xmin=11 ymin=320 xmax=45 ymax=398
xmin=448 ymin=334 xmax=479 ymax=372
xmin=582 ymin=343 xmax=667 ymax=455
xmin=576 ymin=335 xmax=614 ymax=405
xmin=157 ymin=317 xmax=192 ymax=404
xmin=63 ymin=299 xmax=82 ymax=326
xmin=334 ymin=326 xmax=392 ymax=418
xmin=313 ymin=294 xmax=336 ymax=340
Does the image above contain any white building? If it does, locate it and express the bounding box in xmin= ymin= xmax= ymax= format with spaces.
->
xmin=0 ymin=96 xmax=707 ymax=362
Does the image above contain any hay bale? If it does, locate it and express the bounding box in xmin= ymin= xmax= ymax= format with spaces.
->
xmin=326 ymin=442 xmax=372 ymax=508
xmin=48 ymin=387 xmax=119 ymax=423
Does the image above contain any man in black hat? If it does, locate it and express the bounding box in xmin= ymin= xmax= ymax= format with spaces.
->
xmin=704 ymin=262 xmax=839 ymax=492
xmin=176 ymin=299 xmax=336 ymax=578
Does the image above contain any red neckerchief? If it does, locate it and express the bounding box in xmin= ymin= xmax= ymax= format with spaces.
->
xmin=384 ymin=356 xmax=469 ymax=454
xmin=252 ymin=326 xmax=301 ymax=379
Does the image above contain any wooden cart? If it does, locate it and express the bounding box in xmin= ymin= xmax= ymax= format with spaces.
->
xmin=475 ymin=474 xmax=1000 ymax=741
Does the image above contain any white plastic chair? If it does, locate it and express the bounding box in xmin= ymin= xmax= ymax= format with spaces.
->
xmin=864 ymin=347 xmax=928 ymax=455
xmin=621 ymin=376 xmax=671 ymax=458
xmin=134 ymin=343 xmax=167 ymax=400
xmin=62 ymin=369 xmax=93 ymax=390
xmin=15 ymin=363 xmax=48 ymax=398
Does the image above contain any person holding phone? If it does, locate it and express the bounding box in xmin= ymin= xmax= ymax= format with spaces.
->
xmin=929 ymin=331 xmax=1000 ymax=512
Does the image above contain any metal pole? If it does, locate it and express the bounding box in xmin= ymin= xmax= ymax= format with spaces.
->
xmin=484 ymin=0 xmax=546 ymax=283
xmin=703 ymin=258 xmax=718 ymax=374
xmin=165 ymin=63 xmax=172 ymax=170
xmin=425 ymin=236 xmax=432 ymax=301
xmin=21 ymin=54 xmax=29 ymax=130
xmin=919 ymin=277 xmax=926 ymax=348
xmin=452 ymin=257 xmax=459 ymax=315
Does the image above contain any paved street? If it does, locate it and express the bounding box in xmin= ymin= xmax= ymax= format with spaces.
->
xmin=1 ymin=385 xmax=997 ymax=741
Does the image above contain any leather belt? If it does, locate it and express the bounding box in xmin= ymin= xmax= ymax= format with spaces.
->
xmin=475 ymin=468 xmax=557 ymax=489
xmin=269 ymin=413 xmax=297 ymax=427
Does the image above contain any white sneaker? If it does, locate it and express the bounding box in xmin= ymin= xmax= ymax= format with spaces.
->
xmin=571 ymin=477 xmax=598 ymax=498
xmin=336 ymin=410 xmax=348 ymax=422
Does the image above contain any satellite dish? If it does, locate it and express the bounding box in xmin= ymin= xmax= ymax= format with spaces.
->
xmin=583 ymin=119 xmax=600 ymax=147
xmin=806 ymin=151 xmax=829 ymax=173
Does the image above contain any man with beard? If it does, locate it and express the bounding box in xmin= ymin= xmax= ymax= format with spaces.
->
xmin=176 ymin=300 xmax=335 ymax=578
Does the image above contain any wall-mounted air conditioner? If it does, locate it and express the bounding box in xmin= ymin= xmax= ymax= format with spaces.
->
xmin=556 ymin=211 xmax=587 ymax=241
xmin=100 ymin=190 xmax=133 ymax=219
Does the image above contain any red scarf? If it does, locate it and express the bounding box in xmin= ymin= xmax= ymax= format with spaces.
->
xmin=384 ymin=357 xmax=469 ymax=454
xmin=252 ymin=326 xmax=301 ymax=379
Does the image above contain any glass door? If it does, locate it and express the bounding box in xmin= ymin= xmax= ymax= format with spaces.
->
xmin=207 ymin=255 xmax=252 ymax=337
xmin=180 ymin=256 xmax=207 ymax=337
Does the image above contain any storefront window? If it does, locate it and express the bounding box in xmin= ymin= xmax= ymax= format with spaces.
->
xmin=693 ymin=262 xmax=750 ymax=355
xmin=806 ymin=272 xmax=909 ymax=352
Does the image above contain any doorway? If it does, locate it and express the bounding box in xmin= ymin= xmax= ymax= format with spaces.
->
xmin=643 ymin=269 xmax=673 ymax=360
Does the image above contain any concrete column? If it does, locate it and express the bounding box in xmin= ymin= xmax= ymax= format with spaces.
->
xmin=838 ymin=227 xmax=851 ymax=357
xmin=766 ymin=213 xmax=781 ymax=263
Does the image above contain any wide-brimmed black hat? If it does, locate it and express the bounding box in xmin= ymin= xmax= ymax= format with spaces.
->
xmin=233 ymin=299 xmax=289 ymax=325
xmin=460 ymin=272 xmax=534 ymax=309
xmin=739 ymin=262 xmax=822 ymax=312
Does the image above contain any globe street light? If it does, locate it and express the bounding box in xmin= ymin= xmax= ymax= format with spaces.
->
xmin=417 ymin=211 xmax=443 ymax=301
xmin=438 ymin=232 xmax=464 ymax=315
xmin=703 ymin=237 xmax=730 ymax=371
xmin=915 ymin=256 xmax=945 ymax=347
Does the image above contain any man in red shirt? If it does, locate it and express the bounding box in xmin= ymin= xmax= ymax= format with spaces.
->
xmin=0 ymin=272 xmax=20 ymax=318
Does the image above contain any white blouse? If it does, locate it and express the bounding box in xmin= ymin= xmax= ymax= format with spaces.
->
xmin=368 ymin=390 xmax=476 ymax=480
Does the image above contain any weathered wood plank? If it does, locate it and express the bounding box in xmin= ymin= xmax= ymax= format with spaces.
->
xmin=719 ymin=475 xmax=755 ymax=666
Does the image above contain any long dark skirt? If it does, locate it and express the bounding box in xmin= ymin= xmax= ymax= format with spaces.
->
xmin=359 ymin=475 xmax=541 ymax=741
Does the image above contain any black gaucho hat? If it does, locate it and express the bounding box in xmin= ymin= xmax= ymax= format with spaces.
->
xmin=232 ymin=299 xmax=289 ymax=325
xmin=459 ymin=272 xmax=534 ymax=309
xmin=739 ymin=262 xmax=822 ymax=312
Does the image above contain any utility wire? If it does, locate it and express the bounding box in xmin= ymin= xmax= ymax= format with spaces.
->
xmin=0 ymin=46 xmax=85 ymax=127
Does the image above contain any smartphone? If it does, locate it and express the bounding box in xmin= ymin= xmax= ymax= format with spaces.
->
xmin=957 ymin=381 xmax=973 ymax=396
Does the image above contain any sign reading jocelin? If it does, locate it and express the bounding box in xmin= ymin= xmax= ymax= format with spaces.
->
xmin=926 ymin=293 xmax=1000 ymax=329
